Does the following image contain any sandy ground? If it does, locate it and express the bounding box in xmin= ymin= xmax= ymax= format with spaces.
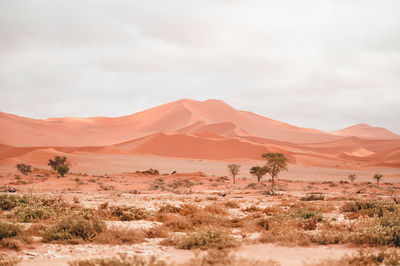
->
xmin=0 ymin=167 xmax=399 ymax=265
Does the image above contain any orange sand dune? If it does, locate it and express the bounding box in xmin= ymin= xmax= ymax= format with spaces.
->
xmin=333 ymin=123 xmax=399 ymax=139
xmin=1 ymin=99 xmax=399 ymax=170
xmin=0 ymin=99 xmax=342 ymax=147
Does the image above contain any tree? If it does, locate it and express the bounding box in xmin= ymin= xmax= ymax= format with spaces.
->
xmin=48 ymin=156 xmax=70 ymax=177
xmin=227 ymin=164 xmax=241 ymax=184
xmin=250 ymin=166 xmax=268 ymax=182
xmin=348 ymin=174 xmax=357 ymax=182
xmin=373 ymin=174 xmax=383 ymax=187
xmin=262 ymin=153 xmax=288 ymax=193
xmin=16 ymin=163 xmax=32 ymax=175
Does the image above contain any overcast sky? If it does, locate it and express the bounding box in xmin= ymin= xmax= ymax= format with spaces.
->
xmin=0 ymin=0 xmax=399 ymax=133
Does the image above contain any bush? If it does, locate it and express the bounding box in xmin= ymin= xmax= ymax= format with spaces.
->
xmin=16 ymin=163 xmax=32 ymax=174
xmin=0 ymin=222 xmax=22 ymax=240
xmin=94 ymin=228 xmax=145 ymax=245
xmin=300 ymin=194 xmax=325 ymax=201
xmin=42 ymin=212 xmax=106 ymax=242
xmin=178 ymin=228 xmax=238 ymax=250
xmin=68 ymin=254 xmax=167 ymax=266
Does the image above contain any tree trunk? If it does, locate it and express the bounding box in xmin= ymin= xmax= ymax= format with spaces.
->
xmin=233 ymin=175 xmax=236 ymax=184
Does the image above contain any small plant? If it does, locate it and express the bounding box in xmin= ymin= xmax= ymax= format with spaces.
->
xmin=348 ymin=174 xmax=357 ymax=182
xmin=15 ymin=163 xmax=32 ymax=175
xmin=373 ymin=174 xmax=383 ymax=187
xmin=139 ymin=168 xmax=160 ymax=175
xmin=42 ymin=212 xmax=106 ymax=242
xmin=178 ymin=228 xmax=238 ymax=250
xmin=227 ymin=164 xmax=241 ymax=184
xmin=0 ymin=222 xmax=22 ymax=240
xmin=48 ymin=156 xmax=70 ymax=177
xmin=300 ymin=193 xmax=325 ymax=201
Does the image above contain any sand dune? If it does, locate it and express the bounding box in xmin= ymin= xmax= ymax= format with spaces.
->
xmin=0 ymin=99 xmax=342 ymax=147
xmin=1 ymin=99 xmax=399 ymax=170
xmin=333 ymin=123 xmax=399 ymax=139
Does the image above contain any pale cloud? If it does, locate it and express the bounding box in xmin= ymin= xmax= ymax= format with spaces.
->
xmin=0 ymin=0 xmax=399 ymax=133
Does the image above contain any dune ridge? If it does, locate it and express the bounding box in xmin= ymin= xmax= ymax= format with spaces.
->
xmin=1 ymin=99 xmax=399 ymax=169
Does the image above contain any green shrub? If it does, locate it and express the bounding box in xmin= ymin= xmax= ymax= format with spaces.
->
xmin=42 ymin=212 xmax=106 ymax=242
xmin=0 ymin=222 xmax=22 ymax=240
xmin=14 ymin=205 xmax=54 ymax=222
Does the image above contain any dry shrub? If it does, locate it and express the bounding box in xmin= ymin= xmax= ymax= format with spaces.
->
xmin=224 ymin=201 xmax=240 ymax=209
xmin=204 ymin=203 xmax=228 ymax=215
xmin=42 ymin=211 xmax=106 ymax=243
xmin=259 ymin=227 xmax=311 ymax=246
xmin=158 ymin=204 xmax=180 ymax=214
xmin=307 ymin=248 xmax=400 ymax=266
xmin=0 ymin=222 xmax=21 ymax=240
xmin=94 ymin=228 xmax=145 ymax=245
xmin=187 ymin=249 xmax=280 ymax=266
xmin=69 ymin=254 xmax=166 ymax=266
xmin=300 ymin=193 xmax=325 ymax=201
xmin=177 ymin=228 xmax=239 ymax=250
xmin=243 ymin=205 xmax=262 ymax=212
xmin=0 ymin=238 xmax=22 ymax=250
xmin=158 ymin=214 xmax=191 ymax=231
xmin=145 ymin=225 xmax=169 ymax=238
xmin=0 ymin=254 xmax=20 ymax=266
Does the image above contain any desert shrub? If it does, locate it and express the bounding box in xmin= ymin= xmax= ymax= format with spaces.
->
xmin=108 ymin=206 xmax=150 ymax=221
xmin=0 ymin=222 xmax=22 ymax=240
xmin=204 ymin=203 xmax=228 ymax=215
xmin=145 ymin=225 xmax=169 ymax=238
xmin=0 ymin=254 xmax=21 ymax=265
xmin=300 ymin=193 xmax=325 ymax=201
xmin=16 ymin=163 xmax=32 ymax=174
xmin=69 ymin=254 xmax=167 ymax=266
xmin=341 ymin=200 xmax=396 ymax=218
xmin=140 ymin=168 xmax=160 ymax=175
xmin=224 ymin=201 xmax=240 ymax=209
xmin=94 ymin=228 xmax=145 ymax=245
xmin=158 ymin=214 xmax=191 ymax=231
xmin=158 ymin=204 xmax=180 ymax=214
xmin=14 ymin=204 xmax=54 ymax=222
xmin=243 ymin=205 xmax=262 ymax=212
xmin=308 ymin=248 xmax=400 ymax=266
xmin=150 ymin=178 xmax=165 ymax=190
xmin=42 ymin=211 xmax=106 ymax=242
xmin=178 ymin=228 xmax=238 ymax=250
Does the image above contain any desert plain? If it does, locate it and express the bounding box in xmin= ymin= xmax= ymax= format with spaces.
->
xmin=0 ymin=99 xmax=399 ymax=265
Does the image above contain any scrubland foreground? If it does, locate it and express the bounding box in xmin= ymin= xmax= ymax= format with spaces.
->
xmin=0 ymin=169 xmax=399 ymax=266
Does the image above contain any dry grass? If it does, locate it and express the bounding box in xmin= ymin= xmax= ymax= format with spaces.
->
xmin=94 ymin=227 xmax=145 ymax=245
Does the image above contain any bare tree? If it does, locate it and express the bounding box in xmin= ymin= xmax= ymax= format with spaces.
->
xmin=227 ymin=164 xmax=241 ymax=184
xmin=373 ymin=174 xmax=383 ymax=187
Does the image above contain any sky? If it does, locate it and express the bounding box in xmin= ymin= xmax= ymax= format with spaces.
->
xmin=0 ymin=0 xmax=399 ymax=133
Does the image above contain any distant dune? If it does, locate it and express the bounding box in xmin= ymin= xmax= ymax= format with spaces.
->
xmin=1 ymin=99 xmax=399 ymax=169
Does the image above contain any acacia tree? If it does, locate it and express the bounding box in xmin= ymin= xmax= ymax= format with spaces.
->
xmin=348 ymin=174 xmax=357 ymax=182
xmin=250 ymin=166 xmax=268 ymax=182
xmin=373 ymin=174 xmax=383 ymax=187
xmin=227 ymin=164 xmax=241 ymax=184
xmin=262 ymin=153 xmax=288 ymax=193
xmin=48 ymin=156 xmax=70 ymax=177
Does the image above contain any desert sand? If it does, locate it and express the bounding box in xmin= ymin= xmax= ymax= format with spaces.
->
xmin=0 ymin=99 xmax=399 ymax=266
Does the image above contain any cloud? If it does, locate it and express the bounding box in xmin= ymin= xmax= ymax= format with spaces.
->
xmin=0 ymin=0 xmax=399 ymax=133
